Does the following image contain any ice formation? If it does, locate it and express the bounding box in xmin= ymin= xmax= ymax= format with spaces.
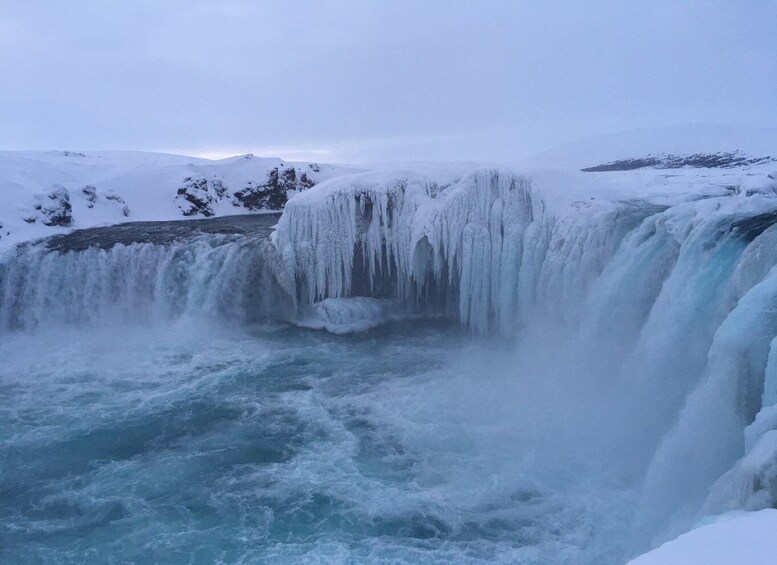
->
xmin=274 ymin=169 xmax=546 ymax=334
xmin=294 ymin=297 xmax=411 ymax=334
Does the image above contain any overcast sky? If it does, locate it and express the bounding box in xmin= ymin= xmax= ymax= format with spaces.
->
xmin=1 ymin=1 xmax=775 ymax=163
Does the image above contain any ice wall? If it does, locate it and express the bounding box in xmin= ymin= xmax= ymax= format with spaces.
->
xmin=273 ymin=169 xmax=654 ymax=334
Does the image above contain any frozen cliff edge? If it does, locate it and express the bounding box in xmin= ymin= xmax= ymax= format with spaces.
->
xmin=272 ymin=163 xmax=777 ymax=334
xmin=274 ymin=168 xmax=544 ymax=334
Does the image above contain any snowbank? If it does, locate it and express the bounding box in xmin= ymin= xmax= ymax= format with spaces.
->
xmin=628 ymin=510 xmax=777 ymax=565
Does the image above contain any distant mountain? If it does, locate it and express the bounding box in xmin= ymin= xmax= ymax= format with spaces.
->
xmin=524 ymin=124 xmax=777 ymax=170
xmin=581 ymin=151 xmax=776 ymax=172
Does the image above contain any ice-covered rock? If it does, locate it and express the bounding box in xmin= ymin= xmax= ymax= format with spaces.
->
xmin=82 ymin=184 xmax=97 ymax=207
xmin=104 ymin=190 xmax=130 ymax=217
xmin=81 ymin=185 xmax=130 ymax=216
xmin=176 ymin=176 xmax=220 ymax=217
xmin=294 ymin=297 xmax=407 ymax=334
xmin=32 ymin=185 xmax=73 ymax=227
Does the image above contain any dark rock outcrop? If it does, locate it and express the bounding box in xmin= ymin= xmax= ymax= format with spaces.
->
xmin=232 ymin=166 xmax=316 ymax=211
xmin=175 ymin=165 xmax=319 ymax=217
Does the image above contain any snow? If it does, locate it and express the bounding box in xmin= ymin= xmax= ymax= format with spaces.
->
xmin=0 ymin=150 xmax=356 ymax=253
xmin=628 ymin=509 xmax=777 ymax=565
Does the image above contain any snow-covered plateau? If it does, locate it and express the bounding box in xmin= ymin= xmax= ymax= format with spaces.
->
xmin=3 ymin=126 xmax=777 ymax=563
xmin=0 ymin=149 xmax=355 ymax=252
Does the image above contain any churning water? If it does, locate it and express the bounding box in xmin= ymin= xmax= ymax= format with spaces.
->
xmin=0 ymin=321 xmax=634 ymax=564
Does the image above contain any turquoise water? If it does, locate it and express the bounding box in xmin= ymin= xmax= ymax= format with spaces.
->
xmin=0 ymin=321 xmax=633 ymax=564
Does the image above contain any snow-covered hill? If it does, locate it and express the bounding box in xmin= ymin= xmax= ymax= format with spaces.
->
xmin=0 ymin=150 xmax=357 ymax=251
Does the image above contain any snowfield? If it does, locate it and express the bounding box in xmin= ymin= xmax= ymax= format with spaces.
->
xmin=0 ymin=150 xmax=355 ymax=252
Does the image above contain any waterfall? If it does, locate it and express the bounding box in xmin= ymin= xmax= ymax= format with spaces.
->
xmin=0 ymin=231 xmax=291 ymax=331
xmin=5 ymin=167 xmax=777 ymax=554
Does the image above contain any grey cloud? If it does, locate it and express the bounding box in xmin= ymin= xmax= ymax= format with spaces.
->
xmin=1 ymin=0 xmax=775 ymax=162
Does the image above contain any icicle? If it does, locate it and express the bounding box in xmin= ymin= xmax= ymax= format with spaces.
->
xmin=273 ymin=169 xmax=539 ymax=333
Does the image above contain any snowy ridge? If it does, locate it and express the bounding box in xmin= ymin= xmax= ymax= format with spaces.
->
xmin=580 ymin=151 xmax=776 ymax=172
xmin=525 ymin=124 xmax=777 ymax=170
xmin=0 ymin=150 xmax=355 ymax=252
